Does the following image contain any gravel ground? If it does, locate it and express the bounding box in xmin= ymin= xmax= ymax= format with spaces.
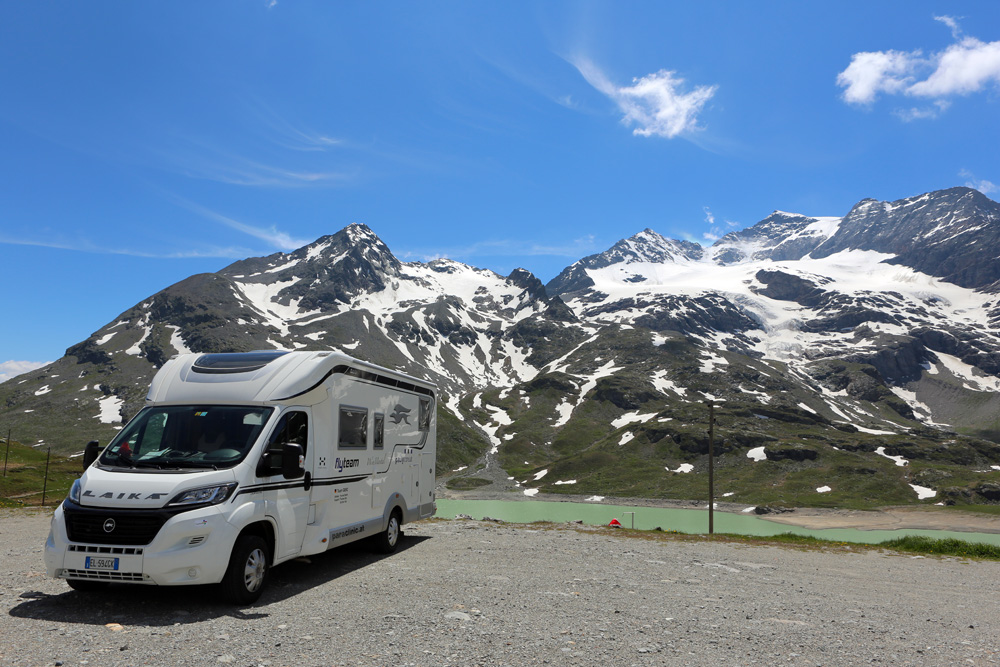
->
xmin=2 ymin=508 xmax=1000 ymax=667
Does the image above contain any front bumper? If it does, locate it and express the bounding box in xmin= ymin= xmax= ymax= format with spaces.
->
xmin=45 ymin=500 xmax=239 ymax=586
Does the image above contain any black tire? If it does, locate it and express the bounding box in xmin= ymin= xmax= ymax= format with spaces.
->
xmin=221 ymin=534 xmax=270 ymax=605
xmin=372 ymin=509 xmax=402 ymax=554
xmin=66 ymin=578 xmax=109 ymax=592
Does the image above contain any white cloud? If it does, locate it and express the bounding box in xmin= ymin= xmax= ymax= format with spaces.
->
xmin=837 ymin=50 xmax=918 ymax=105
xmin=960 ymin=169 xmax=999 ymax=196
xmin=907 ymin=36 xmax=1000 ymax=97
xmin=838 ymin=18 xmax=1000 ymax=114
xmin=703 ymin=206 xmax=716 ymax=226
xmin=703 ymin=206 xmax=721 ymax=242
xmin=0 ymin=360 xmax=49 ymax=384
xmin=574 ymin=58 xmax=717 ymax=138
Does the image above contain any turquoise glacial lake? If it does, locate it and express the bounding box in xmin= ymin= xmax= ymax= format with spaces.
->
xmin=436 ymin=499 xmax=1000 ymax=546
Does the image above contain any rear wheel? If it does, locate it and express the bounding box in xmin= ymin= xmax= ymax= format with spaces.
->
xmin=221 ymin=534 xmax=269 ymax=605
xmin=66 ymin=578 xmax=109 ymax=592
xmin=372 ymin=509 xmax=402 ymax=554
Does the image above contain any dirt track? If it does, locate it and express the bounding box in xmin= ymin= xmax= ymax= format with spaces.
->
xmin=3 ymin=508 xmax=1000 ymax=666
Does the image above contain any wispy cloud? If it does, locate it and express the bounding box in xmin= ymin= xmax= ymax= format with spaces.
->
xmin=0 ymin=360 xmax=50 ymax=384
xmin=960 ymin=169 xmax=999 ymax=196
xmin=401 ymin=235 xmax=601 ymax=264
xmin=0 ymin=232 xmax=257 ymax=260
xmin=572 ymin=57 xmax=717 ymax=138
xmin=837 ymin=16 xmax=1000 ymax=118
xmin=934 ymin=15 xmax=963 ymax=40
xmin=169 ymin=151 xmax=353 ymax=187
xmin=175 ymin=199 xmax=311 ymax=251
xmin=250 ymin=102 xmax=343 ymax=152
xmin=702 ymin=206 xmax=719 ymax=242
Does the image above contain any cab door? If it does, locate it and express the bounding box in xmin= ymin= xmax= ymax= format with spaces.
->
xmin=258 ymin=409 xmax=311 ymax=559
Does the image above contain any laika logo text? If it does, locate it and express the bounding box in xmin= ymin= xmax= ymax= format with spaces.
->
xmin=334 ymin=457 xmax=360 ymax=473
xmin=389 ymin=404 xmax=411 ymax=425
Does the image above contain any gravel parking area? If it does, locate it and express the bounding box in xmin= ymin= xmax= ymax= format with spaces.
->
xmin=2 ymin=508 xmax=999 ymax=666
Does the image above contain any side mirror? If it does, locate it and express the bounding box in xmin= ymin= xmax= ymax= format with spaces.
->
xmin=281 ymin=443 xmax=305 ymax=479
xmin=83 ymin=441 xmax=101 ymax=470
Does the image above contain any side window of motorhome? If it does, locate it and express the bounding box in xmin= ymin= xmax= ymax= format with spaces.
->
xmin=259 ymin=411 xmax=308 ymax=475
xmin=374 ymin=413 xmax=384 ymax=449
xmin=339 ymin=406 xmax=368 ymax=449
xmin=419 ymin=397 xmax=431 ymax=432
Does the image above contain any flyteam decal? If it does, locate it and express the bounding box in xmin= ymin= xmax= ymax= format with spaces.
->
xmin=334 ymin=457 xmax=360 ymax=473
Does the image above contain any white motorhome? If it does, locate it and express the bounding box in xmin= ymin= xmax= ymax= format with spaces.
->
xmin=44 ymin=350 xmax=437 ymax=603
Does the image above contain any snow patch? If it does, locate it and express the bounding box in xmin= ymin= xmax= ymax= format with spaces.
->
xmin=97 ymin=395 xmax=123 ymax=424
xmin=96 ymin=332 xmax=117 ymax=346
xmin=611 ymin=411 xmax=659 ymax=428
xmin=875 ymin=446 xmax=908 ymax=467
xmin=910 ymin=484 xmax=937 ymax=499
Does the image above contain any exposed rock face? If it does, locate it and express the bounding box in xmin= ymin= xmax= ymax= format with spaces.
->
xmin=752 ymin=270 xmax=829 ymax=306
xmin=811 ymin=187 xmax=1000 ymax=290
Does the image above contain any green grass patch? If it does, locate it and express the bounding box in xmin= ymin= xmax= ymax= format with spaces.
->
xmin=446 ymin=477 xmax=492 ymax=490
xmin=0 ymin=439 xmax=80 ymax=507
xmin=878 ymin=535 xmax=1000 ymax=559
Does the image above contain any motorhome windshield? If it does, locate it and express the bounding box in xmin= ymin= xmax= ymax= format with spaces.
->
xmin=99 ymin=405 xmax=273 ymax=471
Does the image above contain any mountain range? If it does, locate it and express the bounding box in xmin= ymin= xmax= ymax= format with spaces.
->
xmin=4 ymin=186 xmax=1000 ymax=509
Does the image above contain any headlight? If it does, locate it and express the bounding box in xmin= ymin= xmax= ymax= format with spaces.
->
xmin=166 ymin=483 xmax=237 ymax=507
xmin=68 ymin=479 xmax=81 ymax=504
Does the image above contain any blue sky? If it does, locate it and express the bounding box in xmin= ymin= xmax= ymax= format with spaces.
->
xmin=2 ymin=1 xmax=999 ymax=377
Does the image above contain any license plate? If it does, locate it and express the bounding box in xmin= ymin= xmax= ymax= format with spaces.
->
xmin=84 ymin=556 xmax=119 ymax=571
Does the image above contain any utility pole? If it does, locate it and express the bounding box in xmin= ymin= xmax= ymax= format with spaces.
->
xmin=42 ymin=447 xmax=50 ymax=506
xmin=707 ymin=402 xmax=715 ymax=535
xmin=3 ymin=429 xmax=9 ymax=478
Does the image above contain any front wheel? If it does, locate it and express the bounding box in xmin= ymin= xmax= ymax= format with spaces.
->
xmin=221 ymin=534 xmax=270 ymax=605
xmin=371 ymin=509 xmax=402 ymax=554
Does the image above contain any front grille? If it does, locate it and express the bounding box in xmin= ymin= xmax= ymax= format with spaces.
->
xmin=65 ymin=510 xmax=168 ymax=546
xmin=64 ymin=569 xmax=145 ymax=582
xmin=68 ymin=544 xmax=144 ymax=556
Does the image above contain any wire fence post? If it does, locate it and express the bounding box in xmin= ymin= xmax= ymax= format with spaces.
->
xmin=2 ymin=429 xmax=10 ymax=478
xmin=42 ymin=447 xmax=51 ymax=506
xmin=707 ymin=401 xmax=715 ymax=535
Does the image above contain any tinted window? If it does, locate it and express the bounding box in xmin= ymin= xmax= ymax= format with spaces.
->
xmin=374 ymin=413 xmax=385 ymax=449
xmin=419 ymin=397 xmax=432 ymax=432
xmin=339 ymin=406 xmax=368 ymax=449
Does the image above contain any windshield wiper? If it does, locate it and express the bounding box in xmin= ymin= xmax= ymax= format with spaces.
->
xmin=157 ymin=458 xmax=220 ymax=470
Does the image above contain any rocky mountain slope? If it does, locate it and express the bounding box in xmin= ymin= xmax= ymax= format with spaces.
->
xmin=4 ymin=187 xmax=1000 ymax=508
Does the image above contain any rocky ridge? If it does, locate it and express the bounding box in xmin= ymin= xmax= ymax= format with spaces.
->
xmin=4 ymin=187 xmax=1000 ymax=508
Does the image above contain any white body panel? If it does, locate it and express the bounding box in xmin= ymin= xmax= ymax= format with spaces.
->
xmin=45 ymin=351 xmax=437 ymax=589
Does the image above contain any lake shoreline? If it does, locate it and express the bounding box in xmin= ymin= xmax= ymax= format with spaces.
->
xmin=437 ymin=486 xmax=1000 ymax=535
